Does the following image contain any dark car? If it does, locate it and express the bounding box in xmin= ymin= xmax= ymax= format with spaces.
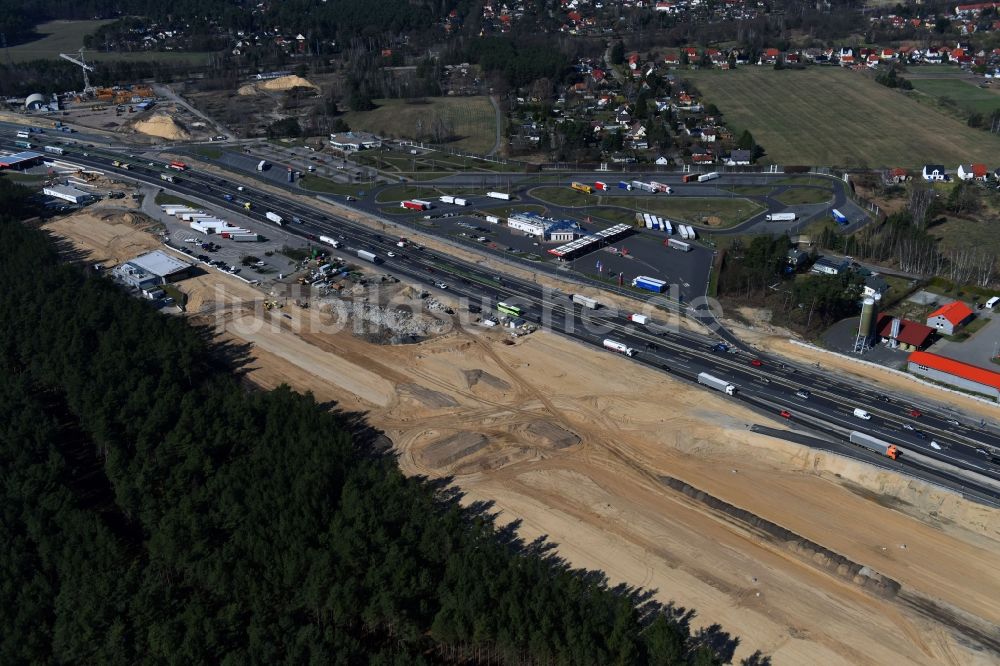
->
xmin=795 ymin=389 xmax=811 ymax=399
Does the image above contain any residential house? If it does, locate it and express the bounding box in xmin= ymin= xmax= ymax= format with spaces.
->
xmin=655 ymin=156 xmax=671 ymax=165
xmin=957 ymin=163 xmax=989 ymax=181
xmin=922 ymin=164 xmax=947 ymax=181
xmin=787 ymin=248 xmax=809 ymax=269
xmin=725 ymin=149 xmax=752 ymax=166
xmin=863 ymin=274 xmax=890 ymax=297
xmin=888 ymin=167 xmax=909 ymax=183
xmin=811 ymin=256 xmax=848 ymax=275
xmin=761 ymin=48 xmax=781 ymax=64
xmin=926 ymin=300 xmax=975 ymax=335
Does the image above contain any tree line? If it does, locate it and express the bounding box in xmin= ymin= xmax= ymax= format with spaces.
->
xmin=0 ymin=192 xmax=752 ymax=664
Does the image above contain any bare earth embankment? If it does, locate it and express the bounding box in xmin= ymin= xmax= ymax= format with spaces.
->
xmin=45 ymin=210 xmax=1000 ymax=665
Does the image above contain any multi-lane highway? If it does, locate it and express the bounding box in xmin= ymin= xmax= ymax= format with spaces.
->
xmin=9 ymin=137 xmax=1000 ymax=504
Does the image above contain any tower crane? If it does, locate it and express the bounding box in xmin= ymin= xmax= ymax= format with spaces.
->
xmin=59 ymin=48 xmax=95 ymax=96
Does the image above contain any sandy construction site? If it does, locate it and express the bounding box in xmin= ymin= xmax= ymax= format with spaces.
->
xmin=44 ymin=209 xmax=1000 ymax=665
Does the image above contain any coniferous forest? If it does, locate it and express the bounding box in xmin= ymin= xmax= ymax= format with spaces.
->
xmin=0 ymin=188 xmax=747 ymax=664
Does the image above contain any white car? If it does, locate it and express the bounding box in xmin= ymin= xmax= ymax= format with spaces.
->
xmin=930 ymin=441 xmax=942 ymax=450
xmin=386 ymin=251 xmax=396 ymax=257
xmin=184 ymin=237 xmax=197 ymax=243
xmin=434 ymin=282 xmax=448 ymax=289
xmin=902 ymin=424 xmax=915 ymax=431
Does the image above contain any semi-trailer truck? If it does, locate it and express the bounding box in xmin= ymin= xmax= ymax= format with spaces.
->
xmin=401 ymin=200 xmax=426 ymax=211
xmin=43 ymin=145 xmax=64 ymax=155
xmin=357 ymin=249 xmax=381 ymax=263
xmin=766 ymin=212 xmax=797 ymax=222
xmin=160 ymin=173 xmax=175 ymax=183
xmin=440 ymin=195 xmax=455 ymax=204
xmin=572 ymin=294 xmax=598 ymax=309
xmin=831 ymin=209 xmax=848 ymax=225
xmin=411 ymin=199 xmax=433 ymax=209
xmin=629 ymin=313 xmax=649 ymax=325
xmin=650 ymin=181 xmax=672 ymax=194
xmin=685 ymin=225 xmax=697 ymax=240
xmin=594 ymin=181 xmax=608 ymax=191
xmin=632 ymin=276 xmax=667 ymax=293
xmin=697 ymin=172 xmax=719 ymax=182
xmin=486 ymin=191 xmax=511 ymax=200
xmin=849 ymin=431 xmax=899 ymax=460
xmin=697 ymin=372 xmax=738 ymax=396
xmin=257 ymin=160 xmax=268 ymax=171
xmin=631 ymin=181 xmax=654 ymax=192
xmin=618 ymin=181 xmax=632 ymax=191
xmin=452 ymin=197 xmax=468 ymax=206
xmin=603 ymin=339 xmax=635 ymax=357
xmin=319 ymin=235 xmax=341 ymax=248
xmin=682 ymin=174 xmax=698 ymax=183
xmin=265 ymin=211 xmax=283 ymax=225
xmin=570 ymin=182 xmax=592 ymax=194
xmin=168 ymin=160 xmax=187 ymax=171
xmin=668 ymin=238 xmax=691 ymax=252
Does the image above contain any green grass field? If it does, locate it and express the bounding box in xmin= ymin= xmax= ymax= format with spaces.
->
xmin=683 ymin=67 xmax=1000 ymax=167
xmin=340 ymin=97 xmax=498 ymax=154
xmin=297 ymin=177 xmax=361 ymax=196
xmin=530 ymin=187 xmax=761 ymax=226
xmin=774 ymin=187 xmax=833 ymax=205
xmin=9 ymin=21 xmax=214 ymax=63
xmin=910 ymin=78 xmax=1000 ymax=115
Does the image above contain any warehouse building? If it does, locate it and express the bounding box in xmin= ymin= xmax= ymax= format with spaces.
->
xmin=907 ymin=351 xmax=1000 ymax=400
xmin=875 ymin=314 xmax=934 ymax=351
xmin=507 ymin=212 xmax=582 ymax=240
xmin=43 ymin=184 xmax=94 ymax=204
xmin=121 ymin=250 xmax=193 ymax=285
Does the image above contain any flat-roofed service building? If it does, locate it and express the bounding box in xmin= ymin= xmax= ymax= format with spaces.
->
xmin=43 ymin=184 xmax=93 ymax=204
xmin=124 ymin=250 xmax=194 ymax=285
xmin=328 ymin=131 xmax=382 ymax=152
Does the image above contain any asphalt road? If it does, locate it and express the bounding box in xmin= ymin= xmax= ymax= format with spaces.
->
xmin=7 ymin=132 xmax=1000 ymax=503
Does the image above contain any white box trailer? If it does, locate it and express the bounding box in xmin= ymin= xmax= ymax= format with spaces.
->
xmin=698 ymin=372 xmax=737 ymax=395
xmin=678 ymin=225 xmax=689 ymax=239
xmin=486 ymin=191 xmax=511 ymax=200
xmin=697 ymin=172 xmax=720 ymax=182
xmin=603 ymin=339 xmax=635 ymax=357
xmin=667 ymin=238 xmax=691 ymax=252
xmin=411 ymin=199 xmax=434 ymax=209
xmin=662 ymin=219 xmax=673 ymax=235
xmin=453 ymin=197 xmax=468 ymax=206
xmin=319 ymin=235 xmax=341 ymax=248
xmin=485 ymin=215 xmax=501 ymax=224
xmin=685 ymin=225 xmax=697 ymax=240
xmin=265 ymin=211 xmax=283 ymax=225
xmin=180 ymin=212 xmax=207 ymax=221
xmin=765 ymin=212 xmax=797 ymax=222
xmin=572 ymin=294 xmax=599 ymax=309
xmin=440 ymin=195 xmax=455 ymax=204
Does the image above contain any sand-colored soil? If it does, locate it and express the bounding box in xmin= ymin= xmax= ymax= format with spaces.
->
xmin=43 ymin=205 xmax=1000 ymax=665
xmin=239 ymin=75 xmax=318 ymax=96
xmin=133 ymin=113 xmax=190 ymax=140
xmin=43 ymin=209 xmax=163 ymax=266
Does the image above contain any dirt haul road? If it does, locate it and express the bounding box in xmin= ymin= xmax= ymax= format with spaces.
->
xmin=46 ymin=211 xmax=1000 ymax=665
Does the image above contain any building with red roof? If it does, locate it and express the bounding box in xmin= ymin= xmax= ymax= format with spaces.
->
xmin=908 ymin=351 xmax=1000 ymax=400
xmin=926 ymin=300 xmax=975 ymax=335
xmin=875 ymin=314 xmax=935 ymax=351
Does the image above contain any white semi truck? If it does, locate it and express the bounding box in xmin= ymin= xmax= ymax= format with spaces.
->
xmin=697 ymin=372 xmax=737 ymax=396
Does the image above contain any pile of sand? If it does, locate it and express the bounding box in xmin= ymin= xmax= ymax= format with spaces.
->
xmin=260 ymin=75 xmax=318 ymax=91
xmin=133 ymin=113 xmax=190 ymax=140
xmin=237 ymin=84 xmax=259 ymax=96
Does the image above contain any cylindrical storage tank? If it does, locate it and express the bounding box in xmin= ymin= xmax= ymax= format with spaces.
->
xmin=859 ymin=297 xmax=876 ymax=342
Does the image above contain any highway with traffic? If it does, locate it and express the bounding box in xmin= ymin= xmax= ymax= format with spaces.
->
xmin=7 ymin=132 xmax=1000 ymax=505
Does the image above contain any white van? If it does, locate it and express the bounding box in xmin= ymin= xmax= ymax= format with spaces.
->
xmin=985 ymin=296 xmax=1000 ymax=309
xmin=853 ymin=408 xmax=872 ymax=420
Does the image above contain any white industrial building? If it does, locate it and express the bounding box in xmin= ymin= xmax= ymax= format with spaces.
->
xmin=507 ymin=212 xmax=582 ymax=241
xmin=123 ymin=250 xmax=193 ymax=285
xmin=43 ymin=184 xmax=93 ymax=204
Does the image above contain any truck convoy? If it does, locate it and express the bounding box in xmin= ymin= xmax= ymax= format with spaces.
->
xmin=603 ymin=339 xmax=635 ymax=357
xmin=357 ymin=250 xmax=381 ymax=263
xmin=697 ymin=172 xmax=720 ymax=183
xmin=265 ymin=211 xmax=283 ymax=226
xmin=632 ymin=276 xmax=667 ymax=293
xmin=319 ymin=235 xmax=341 ymax=248
xmin=570 ymin=182 xmax=592 ymax=194
xmin=766 ymin=212 xmax=797 ymax=222
xmin=681 ymin=174 xmax=698 ymax=183
xmin=572 ymin=294 xmax=599 ymax=309
xmin=849 ymin=431 xmax=899 ymax=460
xmin=697 ymin=372 xmax=738 ymax=396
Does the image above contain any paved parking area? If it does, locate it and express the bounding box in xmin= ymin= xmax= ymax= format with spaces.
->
xmin=928 ymin=309 xmax=1000 ymax=369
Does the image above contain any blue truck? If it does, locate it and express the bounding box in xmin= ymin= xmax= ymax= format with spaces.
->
xmin=632 ymin=276 xmax=667 ymax=293
xmin=618 ymin=181 xmax=632 ymax=191
xmin=831 ymin=208 xmax=848 ymax=225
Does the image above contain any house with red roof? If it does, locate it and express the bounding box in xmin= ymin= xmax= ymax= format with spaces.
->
xmin=628 ymin=53 xmax=640 ymax=70
xmin=908 ymin=351 xmax=1000 ymax=400
xmin=875 ymin=314 xmax=935 ymax=351
xmin=926 ymin=300 xmax=975 ymax=335
xmin=761 ymin=48 xmax=781 ymax=64
xmin=957 ymin=163 xmax=989 ymax=181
